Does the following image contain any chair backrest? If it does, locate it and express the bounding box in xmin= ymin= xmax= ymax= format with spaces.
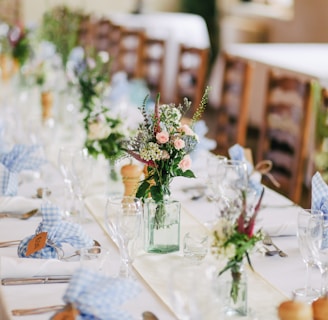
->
xmin=175 ymin=45 xmax=209 ymax=114
xmin=93 ymin=18 xmax=112 ymax=52
xmin=257 ymin=70 xmax=312 ymax=203
xmin=214 ymin=53 xmax=253 ymax=157
xmin=116 ymin=27 xmax=145 ymax=79
xmin=139 ymin=37 xmax=166 ymax=101
xmin=77 ymin=14 xmax=96 ymax=50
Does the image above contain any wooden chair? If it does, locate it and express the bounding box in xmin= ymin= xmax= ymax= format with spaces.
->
xmin=93 ymin=18 xmax=112 ymax=52
xmin=116 ymin=27 xmax=145 ymax=79
xmin=77 ymin=14 xmax=96 ymax=50
xmin=257 ymin=70 xmax=313 ymax=204
xmin=214 ymin=53 xmax=253 ymax=157
xmin=140 ymin=37 xmax=166 ymax=101
xmin=175 ymin=45 xmax=209 ymax=114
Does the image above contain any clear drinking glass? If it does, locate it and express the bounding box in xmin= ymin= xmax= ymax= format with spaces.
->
xmin=216 ymin=160 xmax=248 ymax=222
xmin=306 ymin=211 xmax=328 ymax=296
xmin=105 ymin=196 xmax=142 ymax=278
xmin=293 ymin=209 xmax=321 ymax=302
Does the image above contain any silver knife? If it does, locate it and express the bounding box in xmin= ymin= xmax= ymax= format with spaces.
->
xmin=1 ymin=275 xmax=71 ymax=285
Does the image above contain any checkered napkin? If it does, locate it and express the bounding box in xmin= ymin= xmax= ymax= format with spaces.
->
xmin=0 ymin=144 xmax=46 ymax=196
xmin=311 ymin=171 xmax=328 ymax=212
xmin=62 ymin=267 xmax=140 ymax=320
xmin=228 ymin=143 xmax=263 ymax=197
xmin=17 ymin=202 xmax=94 ymax=259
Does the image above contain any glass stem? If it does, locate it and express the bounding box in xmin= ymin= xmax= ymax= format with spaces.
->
xmin=321 ymin=268 xmax=328 ymax=296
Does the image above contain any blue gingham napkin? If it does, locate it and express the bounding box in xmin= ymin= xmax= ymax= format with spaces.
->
xmin=0 ymin=144 xmax=46 ymax=196
xmin=62 ymin=267 xmax=140 ymax=320
xmin=17 ymin=202 xmax=94 ymax=259
xmin=311 ymin=171 xmax=328 ymax=213
xmin=228 ymin=144 xmax=263 ymax=197
xmin=191 ymin=120 xmax=216 ymax=159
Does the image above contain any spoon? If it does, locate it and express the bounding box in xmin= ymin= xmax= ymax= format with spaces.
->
xmin=0 ymin=208 xmax=39 ymax=220
xmin=142 ymin=311 xmax=159 ymax=320
xmin=61 ymin=240 xmax=101 ymax=261
xmin=263 ymin=235 xmax=288 ymax=257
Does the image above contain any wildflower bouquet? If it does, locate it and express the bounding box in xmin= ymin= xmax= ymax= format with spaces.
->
xmin=85 ymin=107 xmax=128 ymax=180
xmin=211 ymin=189 xmax=264 ymax=303
xmin=124 ymin=87 xmax=210 ymax=228
xmin=7 ymin=24 xmax=31 ymax=68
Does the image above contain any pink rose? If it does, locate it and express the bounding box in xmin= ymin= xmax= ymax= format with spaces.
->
xmin=178 ymin=155 xmax=192 ymax=172
xmin=180 ymin=124 xmax=194 ymax=136
xmin=156 ymin=131 xmax=169 ymax=144
xmin=174 ymin=138 xmax=185 ymax=150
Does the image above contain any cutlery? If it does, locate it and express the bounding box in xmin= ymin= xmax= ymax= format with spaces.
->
xmin=263 ymin=234 xmax=288 ymax=257
xmin=0 ymin=208 xmax=39 ymax=220
xmin=12 ymin=304 xmax=64 ymax=316
xmin=0 ymin=239 xmax=21 ymax=248
xmin=142 ymin=311 xmax=159 ymax=320
xmin=260 ymin=203 xmax=298 ymax=210
xmin=61 ymin=239 xmax=101 ymax=261
xmin=1 ymin=275 xmax=71 ymax=285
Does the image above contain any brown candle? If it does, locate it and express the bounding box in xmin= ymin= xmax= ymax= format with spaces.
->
xmin=313 ymin=296 xmax=328 ymax=320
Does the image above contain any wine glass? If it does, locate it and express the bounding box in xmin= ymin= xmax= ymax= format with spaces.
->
xmin=216 ymin=160 xmax=248 ymax=222
xmin=293 ymin=209 xmax=321 ymax=302
xmin=169 ymin=262 xmax=222 ymax=319
xmin=58 ymin=145 xmax=76 ymax=218
xmin=205 ymin=154 xmax=227 ymax=202
xmin=306 ymin=211 xmax=328 ymax=296
xmin=71 ymin=148 xmax=93 ymax=222
xmin=105 ymin=196 xmax=142 ymax=278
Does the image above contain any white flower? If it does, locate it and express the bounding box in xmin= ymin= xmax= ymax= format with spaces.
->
xmin=88 ymin=121 xmax=111 ymax=140
xmin=224 ymin=243 xmax=236 ymax=260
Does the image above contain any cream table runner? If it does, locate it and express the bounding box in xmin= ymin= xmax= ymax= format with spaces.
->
xmin=85 ymin=195 xmax=287 ymax=319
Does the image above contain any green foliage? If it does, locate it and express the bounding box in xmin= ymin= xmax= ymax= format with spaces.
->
xmin=40 ymin=5 xmax=83 ymax=65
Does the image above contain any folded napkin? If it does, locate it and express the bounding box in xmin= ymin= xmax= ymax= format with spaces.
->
xmin=311 ymin=171 xmax=328 ymax=212
xmin=0 ymin=196 xmax=41 ymax=213
xmin=62 ymin=267 xmax=140 ymax=320
xmin=191 ymin=120 xmax=216 ymax=160
xmin=228 ymin=144 xmax=263 ymax=197
xmin=17 ymin=202 xmax=94 ymax=259
xmin=0 ymin=144 xmax=46 ymax=196
xmin=0 ymin=256 xmax=79 ymax=278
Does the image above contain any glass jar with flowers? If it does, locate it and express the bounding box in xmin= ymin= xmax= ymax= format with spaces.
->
xmin=211 ymin=189 xmax=264 ymax=316
xmin=124 ymin=87 xmax=210 ymax=253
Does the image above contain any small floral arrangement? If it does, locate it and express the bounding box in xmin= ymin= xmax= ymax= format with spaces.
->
xmin=124 ymin=87 xmax=210 ymax=206
xmin=85 ymin=107 xmax=128 ymax=177
xmin=211 ymin=189 xmax=264 ymax=303
xmin=7 ymin=24 xmax=31 ymax=67
xmin=73 ymin=50 xmax=110 ymax=129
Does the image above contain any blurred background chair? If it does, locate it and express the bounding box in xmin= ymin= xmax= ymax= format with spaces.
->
xmin=214 ymin=53 xmax=253 ymax=157
xmin=77 ymin=14 xmax=96 ymax=50
xmin=93 ymin=18 xmax=112 ymax=53
xmin=140 ymin=37 xmax=166 ymax=101
xmin=116 ymin=27 xmax=145 ymax=79
xmin=175 ymin=45 xmax=209 ymax=115
xmin=257 ymin=70 xmax=312 ymax=204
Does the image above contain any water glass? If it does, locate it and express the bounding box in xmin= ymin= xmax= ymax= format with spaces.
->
xmin=183 ymin=232 xmax=208 ymax=264
xmin=80 ymin=245 xmax=113 ymax=276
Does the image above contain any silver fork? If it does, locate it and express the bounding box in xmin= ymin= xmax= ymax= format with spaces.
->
xmin=12 ymin=305 xmax=64 ymax=316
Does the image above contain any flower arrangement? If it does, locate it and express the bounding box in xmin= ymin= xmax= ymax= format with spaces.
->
xmin=40 ymin=5 xmax=83 ymax=66
xmin=73 ymin=49 xmax=110 ymax=129
xmin=211 ymin=189 xmax=264 ymax=303
xmin=85 ymin=107 xmax=128 ymax=180
xmin=7 ymin=24 xmax=31 ymax=67
xmin=124 ymin=87 xmax=210 ymax=205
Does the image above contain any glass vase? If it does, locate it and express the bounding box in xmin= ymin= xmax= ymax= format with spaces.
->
xmin=144 ymin=198 xmax=180 ymax=254
xmin=223 ymin=261 xmax=248 ymax=317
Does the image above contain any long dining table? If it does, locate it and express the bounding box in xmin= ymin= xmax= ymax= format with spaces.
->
xmin=0 ymin=141 xmax=321 ymax=319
